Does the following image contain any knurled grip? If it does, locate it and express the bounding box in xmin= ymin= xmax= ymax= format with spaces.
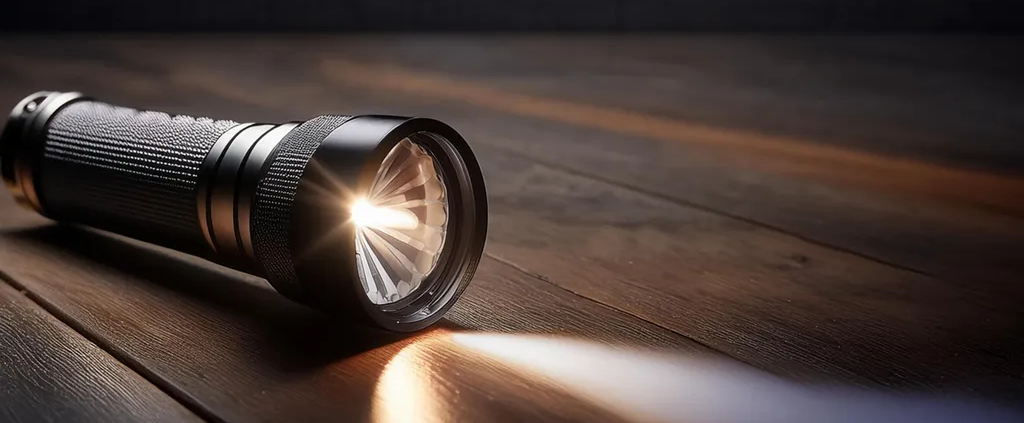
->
xmin=37 ymin=100 xmax=238 ymax=252
xmin=24 ymin=96 xmax=359 ymax=292
xmin=250 ymin=115 xmax=353 ymax=292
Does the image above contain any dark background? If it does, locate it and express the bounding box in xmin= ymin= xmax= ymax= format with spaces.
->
xmin=3 ymin=0 xmax=1024 ymax=31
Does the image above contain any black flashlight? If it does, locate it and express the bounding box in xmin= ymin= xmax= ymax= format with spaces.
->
xmin=1 ymin=91 xmax=487 ymax=332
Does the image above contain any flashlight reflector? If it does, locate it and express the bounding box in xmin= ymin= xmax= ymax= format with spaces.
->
xmin=354 ymin=138 xmax=448 ymax=305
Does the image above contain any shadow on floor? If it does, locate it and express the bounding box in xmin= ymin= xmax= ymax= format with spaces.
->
xmin=4 ymin=224 xmax=465 ymax=371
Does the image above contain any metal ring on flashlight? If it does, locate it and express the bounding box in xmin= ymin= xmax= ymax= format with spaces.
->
xmin=1 ymin=91 xmax=88 ymax=214
xmin=288 ymin=116 xmax=488 ymax=331
xmin=196 ymin=121 xmax=299 ymax=268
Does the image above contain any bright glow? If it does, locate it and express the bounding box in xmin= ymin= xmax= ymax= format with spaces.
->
xmin=372 ymin=330 xmax=457 ymax=423
xmin=372 ymin=342 xmax=442 ymax=423
xmin=351 ymin=199 xmax=420 ymax=230
xmin=355 ymin=138 xmax=448 ymax=305
xmin=449 ymin=334 xmax=1021 ymax=423
xmin=451 ymin=333 xmax=703 ymax=423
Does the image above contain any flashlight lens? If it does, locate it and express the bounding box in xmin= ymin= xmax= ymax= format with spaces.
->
xmin=354 ymin=138 xmax=449 ymax=305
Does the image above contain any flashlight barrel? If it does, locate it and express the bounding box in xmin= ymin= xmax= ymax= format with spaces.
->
xmin=35 ymin=98 xmax=236 ymax=254
xmin=3 ymin=91 xmax=488 ymax=331
xmin=2 ymin=92 xmax=311 ymax=272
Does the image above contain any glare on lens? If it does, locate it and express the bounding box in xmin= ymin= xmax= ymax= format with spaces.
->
xmin=350 ymin=200 xmax=420 ymax=230
xmin=353 ymin=138 xmax=448 ymax=305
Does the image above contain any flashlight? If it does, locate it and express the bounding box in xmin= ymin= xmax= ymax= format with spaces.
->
xmin=1 ymin=91 xmax=487 ymax=332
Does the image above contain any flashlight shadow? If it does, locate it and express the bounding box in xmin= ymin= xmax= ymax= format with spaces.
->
xmin=5 ymin=224 xmax=461 ymax=371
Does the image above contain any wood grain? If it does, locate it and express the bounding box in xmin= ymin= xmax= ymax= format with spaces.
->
xmin=0 ymin=281 xmax=202 ymax=423
xmin=478 ymin=151 xmax=1024 ymax=397
xmin=62 ymin=43 xmax=1024 ymax=396
xmin=311 ymin=36 xmax=1024 ymax=173
xmin=0 ymin=193 xmax=710 ymax=422
xmin=316 ymin=58 xmax=1024 ymax=215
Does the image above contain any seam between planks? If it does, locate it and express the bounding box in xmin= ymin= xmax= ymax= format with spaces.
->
xmin=477 ymin=141 xmax=937 ymax=280
xmin=0 ymin=269 xmax=226 ymax=423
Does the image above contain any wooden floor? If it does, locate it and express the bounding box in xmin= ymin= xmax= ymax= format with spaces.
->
xmin=0 ymin=36 xmax=1023 ymax=422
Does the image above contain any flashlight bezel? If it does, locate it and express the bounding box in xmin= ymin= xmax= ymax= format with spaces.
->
xmin=288 ymin=116 xmax=486 ymax=332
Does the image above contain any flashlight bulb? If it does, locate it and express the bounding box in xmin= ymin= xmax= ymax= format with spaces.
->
xmin=354 ymin=138 xmax=448 ymax=305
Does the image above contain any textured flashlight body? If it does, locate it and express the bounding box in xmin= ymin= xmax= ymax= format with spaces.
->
xmin=29 ymin=99 xmax=358 ymax=290
xmin=39 ymin=101 xmax=236 ymax=254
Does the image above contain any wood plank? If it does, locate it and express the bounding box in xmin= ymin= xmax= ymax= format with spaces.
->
xmin=0 ymin=196 xmax=709 ymax=423
xmin=311 ymin=36 xmax=1024 ymax=173
xmin=0 ymin=280 xmax=203 ymax=423
xmin=477 ymin=151 xmax=1024 ymax=399
xmin=314 ymin=58 xmax=1024 ymax=213
xmin=5 ymin=224 xmax=1018 ymax=423
xmin=438 ymin=109 xmax=1024 ymax=284
xmin=74 ymin=43 xmax=1024 ymax=399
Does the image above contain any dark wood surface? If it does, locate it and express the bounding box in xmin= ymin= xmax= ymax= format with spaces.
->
xmin=0 ymin=36 xmax=1022 ymax=422
xmin=0 ymin=219 xmax=686 ymax=423
xmin=0 ymin=277 xmax=202 ymax=423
